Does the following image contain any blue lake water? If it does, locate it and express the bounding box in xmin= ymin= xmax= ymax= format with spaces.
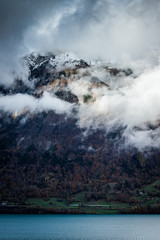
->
xmin=0 ymin=214 xmax=160 ymax=240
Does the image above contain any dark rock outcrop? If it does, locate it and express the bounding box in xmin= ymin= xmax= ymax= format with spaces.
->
xmin=55 ymin=90 xmax=79 ymax=104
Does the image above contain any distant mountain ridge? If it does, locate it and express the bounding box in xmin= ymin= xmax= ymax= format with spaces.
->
xmin=0 ymin=52 xmax=160 ymax=214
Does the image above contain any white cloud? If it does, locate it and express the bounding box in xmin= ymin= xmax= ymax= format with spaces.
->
xmin=67 ymin=64 xmax=160 ymax=149
xmin=23 ymin=0 xmax=160 ymax=67
xmin=0 ymin=92 xmax=73 ymax=116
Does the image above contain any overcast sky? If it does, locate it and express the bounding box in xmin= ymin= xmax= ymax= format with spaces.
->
xmin=0 ymin=0 xmax=160 ymax=86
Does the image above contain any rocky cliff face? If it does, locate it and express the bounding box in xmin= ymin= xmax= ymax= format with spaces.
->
xmin=0 ymin=52 xmax=160 ymax=206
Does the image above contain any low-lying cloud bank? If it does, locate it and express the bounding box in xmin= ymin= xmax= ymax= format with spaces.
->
xmin=68 ymin=64 xmax=160 ymax=150
xmin=0 ymin=92 xmax=73 ymax=116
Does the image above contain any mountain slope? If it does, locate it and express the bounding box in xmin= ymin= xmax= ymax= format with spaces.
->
xmin=0 ymin=52 xmax=160 ymax=214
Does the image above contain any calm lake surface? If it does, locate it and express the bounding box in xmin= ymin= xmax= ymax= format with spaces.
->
xmin=0 ymin=215 xmax=160 ymax=240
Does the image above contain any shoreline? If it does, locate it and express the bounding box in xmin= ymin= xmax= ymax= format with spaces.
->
xmin=1 ymin=206 xmax=160 ymax=215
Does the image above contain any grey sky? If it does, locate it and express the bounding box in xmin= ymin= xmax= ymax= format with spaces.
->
xmin=0 ymin=0 xmax=160 ymax=86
